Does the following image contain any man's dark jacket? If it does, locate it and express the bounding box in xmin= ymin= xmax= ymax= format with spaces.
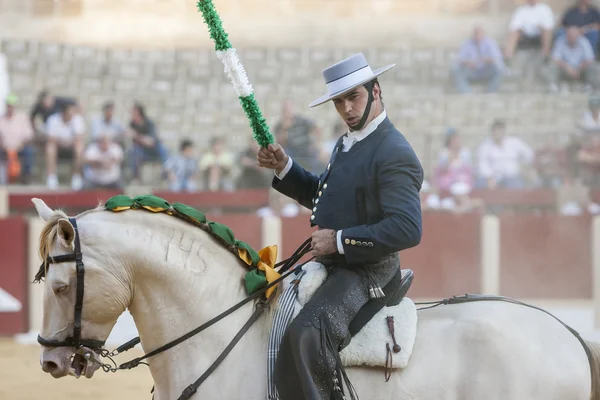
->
xmin=273 ymin=116 xmax=424 ymax=263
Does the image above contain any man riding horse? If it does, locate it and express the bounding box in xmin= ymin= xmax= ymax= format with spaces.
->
xmin=257 ymin=53 xmax=424 ymax=399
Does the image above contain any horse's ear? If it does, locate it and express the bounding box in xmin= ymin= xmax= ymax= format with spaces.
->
xmin=57 ymin=218 xmax=76 ymax=250
xmin=32 ymin=198 xmax=54 ymax=222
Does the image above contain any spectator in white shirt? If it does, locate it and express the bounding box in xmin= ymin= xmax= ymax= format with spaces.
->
xmin=82 ymin=133 xmax=124 ymax=190
xmin=476 ymin=119 xmax=535 ymax=189
xmin=504 ymin=0 xmax=555 ymax=60
xmin=45 ymin=101 xmax=86 ymax=190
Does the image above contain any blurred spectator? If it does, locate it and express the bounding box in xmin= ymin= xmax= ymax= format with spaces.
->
xmin=30 ymin=90 xmax=75 ymax=137
xmin=533 ymin=136 xmax=565 ymax=188
xmin=236 ymin=140 xmax=270 ymax=189
xmin=549 ymin=25 xmax=599 ymax=91
xmin=317 ymin=119 xmax=345 ymax=170
xmin=274 ymin=99 xmax=321 ymax=172
xmin=440 ymin=181 xmax=485 ymax=214
xmin=127 ymin=102 xmax=169 ymax=183
xmin=0 ymin=94 xmax=35 ymax=184
xmin=200 ymin=137 xmax=234 ymax=191
xmin=558 ymin=0 xmax=600 ymax=56
xmin=433 ymin=128 xmax=474 ymax=193
xmin=0 ymin=52 xmax=8 ymax=117
xmin=419 ymin=180 xmax=442 ymax=212
xmin=578 ymin=92 xmax=600 ymax=133
xmin=577 ymin=133 xmax=600 ymax=186
xmin=564 ymin=130 xmax=585 ymax=183
xmin=476 ymin=119 xmax=535 ymax=189
xmin=164 ymin=139 xmax=199 ymax=192
xmin=82 ymin=133 xmax=124 ymax=190
xmin=451 ymin=25 xmax=504 ymax=93
xmin=45 ymin=100 xmax=85 ymax=190
xmin=91 ymin=101 xmax=125 ymax=144
xmin=504 ymin=0 xmax=555 ymax=60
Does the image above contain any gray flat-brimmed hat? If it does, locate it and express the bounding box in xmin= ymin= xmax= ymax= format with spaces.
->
xmin=309 ymin=53 xmax=395 ymax=108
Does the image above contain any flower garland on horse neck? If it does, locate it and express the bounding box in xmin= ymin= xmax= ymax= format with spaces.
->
xmin=196 ymin=0 xmax=274 ymax=148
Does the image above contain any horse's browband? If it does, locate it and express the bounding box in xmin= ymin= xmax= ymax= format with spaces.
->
xmin=35 ymin=254 xmax=78 ymax=282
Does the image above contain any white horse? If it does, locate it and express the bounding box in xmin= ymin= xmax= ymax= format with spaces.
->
xmin=31 ymin=198 xmax=600 ymax=400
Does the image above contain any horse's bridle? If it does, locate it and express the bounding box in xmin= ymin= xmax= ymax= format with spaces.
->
xmin=36 ymin=217 xmax=105 ymax=350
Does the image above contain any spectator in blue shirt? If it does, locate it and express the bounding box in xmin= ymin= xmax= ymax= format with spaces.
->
xmin=451 ymin=25 xmax=504 ymax=93
xmin=90 ymin=101 xmax=125 ymax=145
xmin=558 ymin=0 xmax=600 ymax=56
xmin=550 ymin=25 xmax=599 ymax=90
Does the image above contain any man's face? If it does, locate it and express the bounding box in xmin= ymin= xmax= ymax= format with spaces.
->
xmin=473 ymin=26 xmax=484 ymax=42
xmin=581 ymin=0 xmax=591 ymax=7
xmin=104 ymin=105 xmax=114 ymax=120
xmin=567 ymin=26 xmax=581 ymax=45
xmin=492 ymin=126 xmax=505 ymax=142
xmin=63 ymin=105 xmax=75 ymax=121
xmin=182 ymin=146 xmax=194 ymax=158
xmin=42 ymin=95 xmax=54 ymax=109
xmin=281 ymin=100 xmax=294 ymax=119
xmin=526 ymin=0 xmax=538 ymax=5
xmin=332 ymin=84 xmax=380 ymax=129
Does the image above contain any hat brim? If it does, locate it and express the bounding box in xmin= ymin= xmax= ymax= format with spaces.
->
xmin=308 ymin=64 xmax=395 ymax=108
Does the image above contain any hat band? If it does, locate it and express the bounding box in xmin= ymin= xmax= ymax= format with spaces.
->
xmin=326 ymin=66 xmax=375 ymax=97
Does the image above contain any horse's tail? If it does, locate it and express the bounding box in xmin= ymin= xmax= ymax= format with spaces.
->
xmin=585 ymin=340 xmax=600 ymax=400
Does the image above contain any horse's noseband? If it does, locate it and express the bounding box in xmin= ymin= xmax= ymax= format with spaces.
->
xmin=37 ymin=217 xmax=106 ymax=350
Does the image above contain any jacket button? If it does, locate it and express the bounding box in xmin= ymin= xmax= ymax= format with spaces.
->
xmin=356 ymin=242 xmax=362 ymax=247
xmin=313 ymin=207 xmax=317 ymax=212
xmin=323 ymin=183 xmax=328 ymax=189
xmin=327 ymin=163 xmax=331 ymax=170
xmin=310 ymin=215 xmax=315 ymax=221
xmin=315 ymin=199 xmax=319 ymax=204
xmin=345 ymin=239 xmax=350 ymax=245
xmin=319 ymin=191 xmax=322 ymax=196
xmin=368 ymin=242 xmax=373 ymax=247
xmin=351 ymin=240 xmax=356 ymax=245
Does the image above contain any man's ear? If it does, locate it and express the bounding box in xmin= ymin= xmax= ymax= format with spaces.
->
xmin=57 ymin=218 xmax=76 ymax=250
xmin=372 ymin=82 xmax=382 ymax=101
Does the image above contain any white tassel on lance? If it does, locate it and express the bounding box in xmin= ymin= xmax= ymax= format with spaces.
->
xmin=216 ymin=48 xmax=254 ymax=98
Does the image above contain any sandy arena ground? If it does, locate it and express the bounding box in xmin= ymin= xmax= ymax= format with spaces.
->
xmin=0 ymin=339 xmax=152 ymax=400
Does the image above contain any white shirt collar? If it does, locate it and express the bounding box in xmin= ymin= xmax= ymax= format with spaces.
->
xmin=344 ymin=109 xmax=387 ymax=144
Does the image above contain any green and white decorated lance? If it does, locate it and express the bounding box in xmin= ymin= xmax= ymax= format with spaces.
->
xmin=196 ymin=0 xmax=274 ymax=148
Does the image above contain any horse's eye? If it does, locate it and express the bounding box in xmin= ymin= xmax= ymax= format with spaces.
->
xmin=54 ymin=285 xmax=69 ymax=294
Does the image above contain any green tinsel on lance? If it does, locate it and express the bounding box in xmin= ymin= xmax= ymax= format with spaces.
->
xmin=197 ymin=0 xmax=232 ymax=52
xmin=240 ymin=95 xmax=274 ymax=147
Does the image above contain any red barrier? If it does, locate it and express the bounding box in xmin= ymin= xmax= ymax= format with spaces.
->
xmin=205 ymin=213 xmax=263 ymax=251
xmin=280 ymin=216 xmax=316 ymax=263
xmin=470 ymin=188 xmax=556 ymax=208
xmin=499 ymin=215 xmax=592 ymax=298
xmin=9 ymin=190 xmax=121 ymax=214
xmin=0 ymin=217 xmax=28 ymax=335
xmin=401 ymin=212 xmax=482 ymax=298
xmin=153 ymin=189 xmax=269 ymax=211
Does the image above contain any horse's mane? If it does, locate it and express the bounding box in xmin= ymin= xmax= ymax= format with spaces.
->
xmin=34 ymin=202 xmax=105 ymax=283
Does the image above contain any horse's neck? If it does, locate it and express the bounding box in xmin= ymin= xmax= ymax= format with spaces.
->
xmin=120 ymin=213 xmax=268 ymax=399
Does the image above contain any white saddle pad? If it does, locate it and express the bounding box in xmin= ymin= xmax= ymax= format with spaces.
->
xmin=281 ymin=261 xmax=418 ymax=369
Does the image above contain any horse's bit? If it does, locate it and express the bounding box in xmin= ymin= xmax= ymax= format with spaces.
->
xmin=35 ymin=216 xmax=312 ymax=400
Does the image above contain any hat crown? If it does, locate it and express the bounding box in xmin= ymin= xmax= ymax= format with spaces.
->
xmin=322 ymin=53 xmax=370 ymax=84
